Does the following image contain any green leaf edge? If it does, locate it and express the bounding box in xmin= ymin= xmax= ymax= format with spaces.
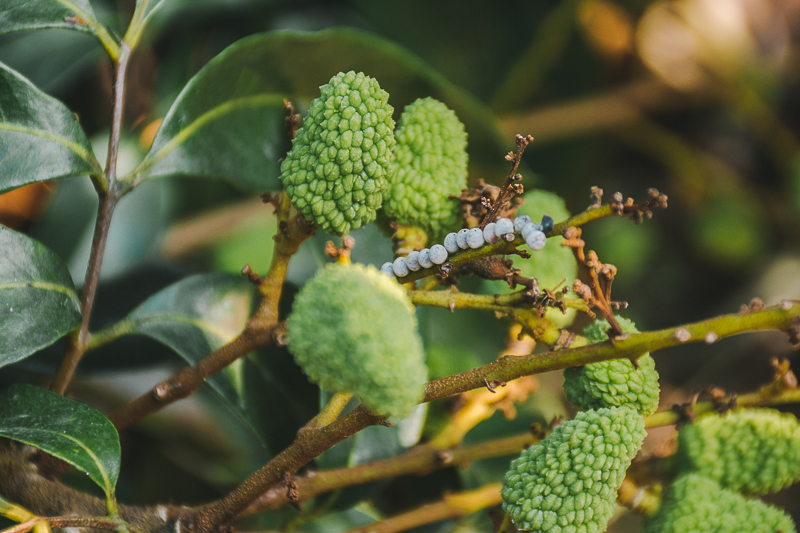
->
xmin=128 ymin=93 xmax=286 ymax=183
xmin=0 ymin=1 xmax=120 ymax=59
xmin=0 ymin=385 xmax=120 ymax=496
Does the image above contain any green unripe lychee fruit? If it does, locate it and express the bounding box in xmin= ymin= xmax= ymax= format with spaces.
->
xmin=501 ymin=406 xmax=646 ymax=532
xmin=382 ymin=97 xmax=468 ymax=242
xmin=671 ymin=408 xmax=800 ymax=495
xmin=280 ymin=71 xmax=396 ymax=235
xmin=563 ymin=317 xmax=660 ymax=416
xmin=286 ymin=263 xmax=426 ymax=417
xmin=643 ymin=473 xmax=796 ymax=533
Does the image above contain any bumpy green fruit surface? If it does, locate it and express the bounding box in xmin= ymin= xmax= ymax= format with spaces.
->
xmin=382 ymin=97 xmax=468 ymax=242
xmin=672 ymin=408 xmax=800 ymax=495
xmin=501 ymin=406 xmax=646 ymax=532
xmin=644 ymin=473 xmax=796 ymax=533
xmin=286 ymin=263 xmax=426 ymax=417
xmin=280 ymin=71 xmax=396 ymax=235
xmin=563 ymin=317 xmax=660 ymax=416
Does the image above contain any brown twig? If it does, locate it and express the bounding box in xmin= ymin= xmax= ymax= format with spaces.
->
xmin=479 ymin=134 xmax=533 ymax=229
xmin=107 ymin=324 xmax=278 ymax=430
xmin=563 ymin=227 xmax=625 ymax=336
xmin=51 ymin=44 xmax=133 ymax=396
xmin=549 ymin=188 xmax=668 ymax=237
xmin=109 ymin=212 xmax=314 ymax=430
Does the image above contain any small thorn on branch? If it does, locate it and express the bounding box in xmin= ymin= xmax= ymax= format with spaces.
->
xmin=273 ymin=322 xmax=288 ymax=347
xmin=484 ymin=378 xmax=505 ymax=393
xmin=241 ymin=265 xmax=264 ymax=287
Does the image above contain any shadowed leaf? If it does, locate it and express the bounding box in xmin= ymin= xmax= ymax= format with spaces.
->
xmin=0 ymin=226 xmax=81 ymax=368
xmin=0 ymin=384 xmax=120 ymax=496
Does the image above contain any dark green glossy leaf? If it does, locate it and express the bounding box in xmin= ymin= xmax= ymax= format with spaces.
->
xmin=0 ymin=0 xmax=100 ymax=35
xmin=0 ymin=384 xmax=120 ymax=496
xmin=0 ymin=226 xmax=81 ymax=368
xmin=133 ymin=28 xmax=508 ymax=190
xmin=106 ymin=273 xmax=264 ymax=431
xmin=0 ymin=61 xmax=102 ymax=194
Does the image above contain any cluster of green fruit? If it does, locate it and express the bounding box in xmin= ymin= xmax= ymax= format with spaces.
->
xmin=646 ymin=408 xmax=800 ymax=533
xmin=280 ymin=70 xmax=468 ymax=241
xmin=501 ymin=318 xmax=656 ymax=532
xmin=501 ymin=316 xmax=800 ymax=532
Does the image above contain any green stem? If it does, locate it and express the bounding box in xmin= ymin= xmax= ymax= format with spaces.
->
xmin=307 ymin=392 xmax=354 ymax=429
xmin=550 ymin=204 xmax=616 ymax=238
xmin=422 ymin=302 xmax=800 ymax=404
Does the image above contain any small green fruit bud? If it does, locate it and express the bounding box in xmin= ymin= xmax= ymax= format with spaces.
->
xmin=563 ymin=317 xmax=660 ymax=416
xmin=672 ymin=408 xmax=800 ymax=495
xmin=280 ymin=71 xmax=396 ymax=235
xmin=286 ymin=263 xmax=426 ymax=417
xmin=501 ymin=406 xmax=645 ymax=532
xmin=382 ymin=97 xmax=468 ymax=242
xmin=644 ymin=474 xmax=796 ymax=533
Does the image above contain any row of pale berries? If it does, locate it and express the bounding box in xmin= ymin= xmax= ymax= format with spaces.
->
xmin=381 ymin=214 xmax=555 ymax=278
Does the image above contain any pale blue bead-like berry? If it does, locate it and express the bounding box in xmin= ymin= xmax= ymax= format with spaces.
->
xmin=525 ymin=228 xmax=547 ymax=251
xmin=483 ymin=222 xmax=498 ymax=244
xmin=521 ymin=223 xmax=538 ymax=240
xmin=392 ymin=257 xmax=409 ymax=277
xmin=406 ymin=251 xmax=421 ymax=271
xmin=430 ymin=244 xmax=448 ymax=264
xmin=456 ymin=228 xmax=470 ymax=249
xmin=443 ymin=232 xmax=459 ymax=253
xmin=380 ymin=262 xmax=395 ymax=277
xmin=540 ymin=214 xmax=555 ymax=234
xmin=418 ymin=248 xmax=433 ymax=268
xmin=467 ymin=227 xmax=484 ymax=249
xmin=495 ymin=217 xmax=514 ymax=236
xmin=513 ymin=215 xmax=533 ymax=233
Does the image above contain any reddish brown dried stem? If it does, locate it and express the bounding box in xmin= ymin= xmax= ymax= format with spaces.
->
xmin=479 ymin=134 xmax=533 ymax=229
